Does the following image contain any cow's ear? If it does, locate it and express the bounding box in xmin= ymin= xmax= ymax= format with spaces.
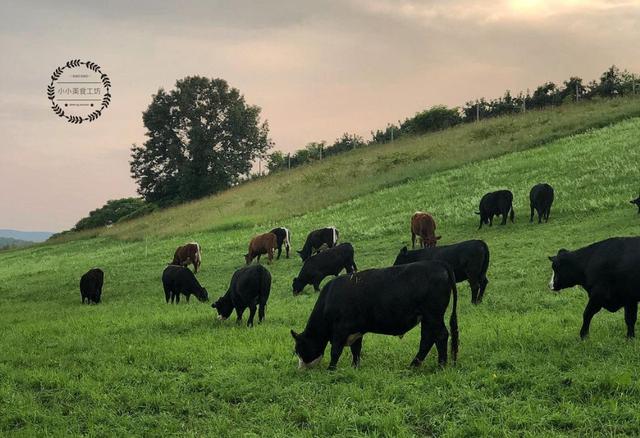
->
xmin=548 ymin=256 xmax=555 ymax=262
xmin=290 ymin=330 xmax=299 ymax=340
xmin=400 ymin=246 xmax=407 ymax=254
xmin=558 ymin=249 xmax=568 ymax=255
xmin=436 ymin=236 xmax=442 ymax=240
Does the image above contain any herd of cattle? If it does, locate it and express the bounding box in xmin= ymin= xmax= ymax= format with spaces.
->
xmin=77 ymin=184 xmax=640 ymax=370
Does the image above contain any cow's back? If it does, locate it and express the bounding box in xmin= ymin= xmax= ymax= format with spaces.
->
xmin=583 ymin=238 xmax=640 ymax=286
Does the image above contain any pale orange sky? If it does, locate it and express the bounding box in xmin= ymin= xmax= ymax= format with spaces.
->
xmin=1 ymin=0 xmax=639 ymax=231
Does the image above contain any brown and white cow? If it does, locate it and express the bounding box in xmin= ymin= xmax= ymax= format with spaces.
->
xmin=245 ymin=232 xmax=278 ymax=264
xmin=172 ymin=242 xmax=202 ymax=273
xmin=411 ymin=212 xmax=441 ymax=248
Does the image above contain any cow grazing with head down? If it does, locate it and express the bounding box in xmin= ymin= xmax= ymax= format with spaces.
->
xmin=291 ymin=260 xmax=458 ymax=371
xmin=245 ymin=232 xmax=277 ymax=264
xmin=411 ymin=212 xmax=440 ymax=248
xmin=548 ymin=237 xmax=640 ymax=339
xmin=476 ymin=190 xmax=514 ymax=229
xmin=297 ymin=227 xmax=339 ymax=261
xmin=292 ymin=243 xmax=357 ymax=294
xmin=162 ymin=265 xmax=209 ymax=304
xmin=270 ymin=227 xmax=292 ymax=259
xmin=529 ymin=183 xmax=554 ymax=224
xmin=80 ymin=268 xmax=104 ymax=304
xmin=630 ymin=193 xmax=640 ymax=213
xmin=394 ymin=239 xmax=490 ymax=304
xmin=172 ymin=242 xmax=202 ymax=273
xmin=212 ymin=264 xmax=272 ymax=327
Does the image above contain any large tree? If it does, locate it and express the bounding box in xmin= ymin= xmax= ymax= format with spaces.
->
xmin=130 ymin=77 xmax=272 ymax=205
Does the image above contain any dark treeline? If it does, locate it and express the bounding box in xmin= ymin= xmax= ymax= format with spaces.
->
xmin=267 ymin=66 xmax=639 ymax=173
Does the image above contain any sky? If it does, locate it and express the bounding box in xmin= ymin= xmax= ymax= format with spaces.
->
xmin=1 ymin=0 xmax=639 ymax=232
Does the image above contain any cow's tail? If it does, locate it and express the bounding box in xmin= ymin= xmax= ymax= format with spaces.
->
xmin=259 ymin=266 xmax=271 ymax=306
xmin=195 ymin=242 xmax=202 ymax=264
xmin=445 ymin=264 xmax=459 ymax=363
xmin=285 ymin=228 xmax=291 ymax=248
xmin=509 ymin=205 xmax=515 ymax=223
xmin=332 ymin=227 xmax=338 ymax=246
xmin=480 ymin=240 xmax=490 ymax=279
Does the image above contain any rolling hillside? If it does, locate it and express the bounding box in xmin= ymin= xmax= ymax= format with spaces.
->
xmin=1 ymin=102 xmax=640 ymax=436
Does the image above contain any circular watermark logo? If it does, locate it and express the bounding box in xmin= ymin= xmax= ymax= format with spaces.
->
xmin=47 ymin=59 xmax=111 ymax=124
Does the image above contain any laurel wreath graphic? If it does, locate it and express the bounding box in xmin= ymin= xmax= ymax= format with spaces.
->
xmin=47 ymin=59 xmax=111 ymax=124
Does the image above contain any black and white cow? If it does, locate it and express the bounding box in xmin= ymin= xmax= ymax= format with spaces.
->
xmin=394 ymin=239 xmax=490 ymax=304
xmin=292 ymin=243 xmax=357 ymax=294
xmin=548 ymin=237 xmax=640 ymax=339
xmin=630 ymin=194 xmax=640 ymax=213
xmin=212 ymin=264 xmax=272 ymax=327
xmin=297 ymin=227 xmax=339 ymax=261
xmin=162 ymin=265 xmax=209 ymax=304
xmin=80 ymin=268 xmax=104 ymax=304
xmin=529 ymin=183 xmax=554 ymax=224
xmin=291 ymin=261 xmax=458 ymax=370
xmin=476 ymin=190 xmax=514 ymax=229
xmin=270 ymin=227 xmax=292 ymax=259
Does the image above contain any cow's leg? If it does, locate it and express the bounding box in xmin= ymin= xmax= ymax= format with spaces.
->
xmin=285 ymin=243 xmax=290 ymax=259
xmin=411 ymin=318 xmax=437 ymax=367
xmin=267 ymin=249 xmax=273 ymax=264
xmin=489 ymin=216 xmax=493 ymax=227
xmin=256 ymin=254 xmax=261 ymax=263
xmin=411 ymin=232 xmax=416 ymax=249
xmin=236 ymin=307 xmax=245 ymax=324
xmin=478 ymin=276 xmax=489 ymax=303
xmin=624 ymin=302 xmax=637 ymax=338
xmin=313 ymin=281 xmax=321 ymax=292
xmin=258 ymin=302 xmax=266 ymax=323
xmin=529 ymin=205 xmax=534 ymax=223
xmin=247 ymin=304 xmax=257 ymax=327
xmin=186 ymin=294 xmax=190 ymax=303
xmin=175 ymin=293 xmax=180 ymax=304
xmin=434 ymin=322 xmax=449 ymax=367
xmin=501 ymin=212 xmax=507 ymax=225
xmin=170 ymin=291 xmax=176 ymax=304
xmin=469 ymin=279 xmax=480 ymax=305
xmin=328 ymin=337 xmax=346 ymax=371
xmin=580 ymin=299 xmax=602 ymax=339
xmin=276 ymin=245 xmax=282 ymax=260
xmin=350 ymin=338 xmax=363 ymax=368
xmin=545 ymin=208 xmax=551 ymax=222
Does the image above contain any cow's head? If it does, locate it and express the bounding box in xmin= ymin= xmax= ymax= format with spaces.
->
xmin=393 ymin=246 xmax=412 ymax=266
xmin=547 ymin=249 xmax=581 ymax=292
xmin=290 ymin=330 xmax=324 ymax=369
xmin=630 ymin=196 xmax=640 ymax=212
xmin=292 ymin=277 xmax=305 ymax=295
xmin=211 ymin=295 xmax=233 ymax=319
xmin=425 ymin=235 xmax=441 ymax=247
xmin=196 ymin=287 xmax=209 ymax=302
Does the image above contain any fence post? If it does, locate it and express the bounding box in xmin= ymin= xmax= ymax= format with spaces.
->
xmin=576 ymin=83 xmax=580 ymax=102
xmin=390 ymin=126 xmax=394 ymax=142
xmin=476 ymin=101 xmax=480 ymax=122
xmin=288 ymin=153 xmax=291 ymax=169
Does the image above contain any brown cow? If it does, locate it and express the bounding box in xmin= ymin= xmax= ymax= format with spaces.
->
xmin=172 ymin=242 xmax=202 ymax=273
xmin=411 ymin=212 xmax=441 ymax=248
xmin=245 ymin=232 xmax=278 ymax=264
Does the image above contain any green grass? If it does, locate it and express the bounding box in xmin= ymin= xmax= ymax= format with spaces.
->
xmin=2 ymin=113 xmax=640 ymax=436
xmin=53 ymin=96 xmax=640 ymax=242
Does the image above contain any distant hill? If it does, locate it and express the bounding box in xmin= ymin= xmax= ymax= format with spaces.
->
xmin=0 ymin=229 xmax=53 ymax=242
xmin=0 ymin=236 xmax=33 ymax=250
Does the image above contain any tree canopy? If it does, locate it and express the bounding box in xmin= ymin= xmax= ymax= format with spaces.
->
xmin=130 ymin=76 xmax=272 ymax=205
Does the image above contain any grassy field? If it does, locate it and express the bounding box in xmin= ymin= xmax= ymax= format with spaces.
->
xmin=2 ymin=113 xmax=640 ymax=436
xmin=53 ymin=96 xmax=640 ymax=242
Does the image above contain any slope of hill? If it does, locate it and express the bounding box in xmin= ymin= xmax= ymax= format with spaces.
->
xmin=53 ymin=96 xmax=640 ymax=242
xmin=1 ymin=115 xmax=639 ymax=436
xmin=0 ymin=229 xmax=53 ymax=242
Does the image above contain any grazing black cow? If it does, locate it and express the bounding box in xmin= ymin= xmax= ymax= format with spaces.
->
xmin=212 ymin=264 xmax=272 ymax=327
xmin=630 ymin=194 xmax=640 ymax=213
xmin=529 ymin=183 xmax=554 ymax=224
xmin=270 ymin=227 xmax=292 ymax=259
xmin=291 ymin=261 xmax=458 ymax=370
xmin=548 ymin=237 xmax=640 ymax=339
xmin=476 ymin=190 xmax=514 ymax=229
xmin=297 ymin=227 xmax=339 ymax=261
xmin=162 ymin=265 xmax=209 ymax=304
xmin=394 ymin=239 xmax=490 ymax=304
xmin=80 ymin=268 xmax=104 ymax=304
xmin=292 ymin=243 xmax=357 ymax=294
